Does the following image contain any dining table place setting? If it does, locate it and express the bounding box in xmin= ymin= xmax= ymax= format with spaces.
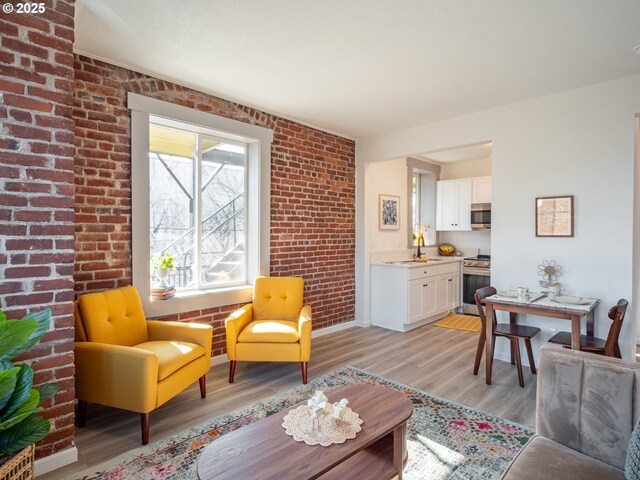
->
xmin=489 ymin=285 xmax=598 ymax=311
xmin=492 ymin=288 xmax=546 ymax=304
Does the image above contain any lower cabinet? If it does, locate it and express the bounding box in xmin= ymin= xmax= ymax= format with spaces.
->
xmin=408 ymin=278 xmax=437 ymax=323
xmin=371 ymin=261 xmax=461 ymax=332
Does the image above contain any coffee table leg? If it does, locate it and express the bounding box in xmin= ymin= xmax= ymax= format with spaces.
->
xmin=393 ymin=423 xmax=407 ymax=480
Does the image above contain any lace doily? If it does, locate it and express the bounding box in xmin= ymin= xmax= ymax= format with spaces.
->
xmin=282 ymin=405 xmax=363 ymax=447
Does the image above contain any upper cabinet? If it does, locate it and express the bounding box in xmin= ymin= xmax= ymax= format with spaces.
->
xmin=436 ymin=179 xmax=472 ymax=231
xmin=472 ymin=176 xmax=492 ymax=204
xmin=436 ymin=176 xmax=491 ymax=231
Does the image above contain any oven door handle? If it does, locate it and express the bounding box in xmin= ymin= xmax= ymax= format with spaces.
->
xmin=463 ymin=267 xmax=491 ymax=277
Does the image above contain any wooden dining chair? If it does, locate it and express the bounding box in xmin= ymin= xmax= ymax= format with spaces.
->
xmin=472 ymin=286 xmax=541 ymax=387
xmin=548 ymin=299 xmax=628 ymax=358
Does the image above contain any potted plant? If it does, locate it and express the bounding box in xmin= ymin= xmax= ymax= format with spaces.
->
xmin=0 ymin=308 xmax=58 ymax=477
xmin=152 ymin=252 xmax=175 ymax=287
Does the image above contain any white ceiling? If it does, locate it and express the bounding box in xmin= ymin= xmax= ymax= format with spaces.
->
xmin=75 ymin=0 xmax=640 ymax=139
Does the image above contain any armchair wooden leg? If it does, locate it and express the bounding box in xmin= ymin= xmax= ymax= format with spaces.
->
xmin=77 ymin=400 xmax=88 ymax=428
xmin=199 ymin=375 xmax=206 ymax=398
xmin=141 ymin=413 xmax=150 ymax=445
xmin=301 ymin=362 xmax=308 ymax=384
xmin=524 ymin=339 xmax=537 ymax=374
xmin=229 ymin=360 xmax=236 ymax=383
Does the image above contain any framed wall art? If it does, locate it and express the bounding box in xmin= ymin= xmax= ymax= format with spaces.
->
xmin=535 ymin=195 xmax=574 ymax=237
xmin=378 ymin=194 xmax=400 ymax=230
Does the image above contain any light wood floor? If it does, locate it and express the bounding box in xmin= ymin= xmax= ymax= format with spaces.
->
xmin=42 ymin=324 xmax=537 ymax=479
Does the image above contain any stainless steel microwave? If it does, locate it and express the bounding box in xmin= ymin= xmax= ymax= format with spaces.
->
xmin=470 ymin=203 xmax=491 ymax=229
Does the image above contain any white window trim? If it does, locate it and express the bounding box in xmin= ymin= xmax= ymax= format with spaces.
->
xmin=128 ymin=92 xmax=272 ymax=317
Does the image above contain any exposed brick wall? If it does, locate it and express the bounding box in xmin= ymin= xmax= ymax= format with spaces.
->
xmin=0 ymin=0 xmax=76 ymax=458
xmin=73 ymin=56 xmax=356 ymax=357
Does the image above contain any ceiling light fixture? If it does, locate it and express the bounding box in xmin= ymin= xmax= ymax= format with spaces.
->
xmin=634 ymin=45 xmax=640 ymax=56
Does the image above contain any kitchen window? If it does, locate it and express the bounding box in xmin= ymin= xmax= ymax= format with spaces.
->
xmin=128 ymin=93 xmax=273 ymax=316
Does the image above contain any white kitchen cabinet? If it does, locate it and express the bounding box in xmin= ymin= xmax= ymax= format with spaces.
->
xmin=435 ymin=272 xmax=459 ymax=312
xmin=472 ymin=176 xmax=492 ymax=204
xmin=436 ymin=179 xmax=472 ymax=231
xmin=408 ymin=277 xmax=437 ymax=323
xmin=371 ymin=260 xmax=462 ymax=332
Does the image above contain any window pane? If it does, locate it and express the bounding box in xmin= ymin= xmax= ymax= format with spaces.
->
xmin=200 ymin=139 xmax=246 ymax=286
xmin=149 ymin=124 xmax=197 ymax=289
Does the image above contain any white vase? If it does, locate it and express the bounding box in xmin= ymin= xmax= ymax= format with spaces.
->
xmin=155 ymin=268 xmax=170 ymax=287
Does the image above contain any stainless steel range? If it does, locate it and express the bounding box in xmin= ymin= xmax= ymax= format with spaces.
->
xmin=462 ymin=255 xmax=491 ymax=315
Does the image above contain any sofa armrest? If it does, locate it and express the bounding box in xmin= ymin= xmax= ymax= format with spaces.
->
xmin=147 ymin=320 xmax=213 ymax=359
xmin=74 ymin=342 xmax=159 ymax=413
xmin=225 ymin=304 xmax=253 ymax=360
xmin=298 ymin=305 xmax=312 ymax=362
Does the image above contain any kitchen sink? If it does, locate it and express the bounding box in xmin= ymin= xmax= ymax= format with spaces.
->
xmin=383 ymin=259 xmax=443 ymax=264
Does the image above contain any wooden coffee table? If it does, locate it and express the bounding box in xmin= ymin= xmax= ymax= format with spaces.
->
xmin=197 ymin=383 xmax=414 ymax=480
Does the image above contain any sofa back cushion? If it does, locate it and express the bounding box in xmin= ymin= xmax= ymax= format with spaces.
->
xmin=252 ymin=277 xmax=304 ymax=322
xmin=77 ymin=286 xmax=149 ymax=346
xmin=537 ymin=346 xmax=640 ymax=470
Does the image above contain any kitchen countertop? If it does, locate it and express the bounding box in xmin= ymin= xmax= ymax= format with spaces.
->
xmin=371 ymin=256 xmax=463 ymax=268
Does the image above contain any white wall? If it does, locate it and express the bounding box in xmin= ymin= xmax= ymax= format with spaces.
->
xmin=356 ymin=73 xmax=640 ymax=360
xmin=439 ymin=157 xmax=492 ymax=180
xmin=366 ymin=157 xmax=409 ymax=252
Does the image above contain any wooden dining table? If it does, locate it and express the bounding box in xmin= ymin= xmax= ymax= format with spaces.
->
xmin=483 ymin=293 xmax=599 ymax=385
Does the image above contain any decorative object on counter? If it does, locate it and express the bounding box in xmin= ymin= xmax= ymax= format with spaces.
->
xmin=537 ymin=259 xmax=563 ymax=290
xmin=535 ymin=195 xmax=574 ymax=237
xmin=438 ymin=242 xmax=456 ymax=256
xmin=378 ymin=194 xmax=400 ymax=230
xmin=282 ymin=390 xmax=361 ymax=446
xmin=414 ymin=223 xmax=430 ymax=258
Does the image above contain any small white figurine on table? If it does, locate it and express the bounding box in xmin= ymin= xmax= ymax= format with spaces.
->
xmin=307 ymin=390 xmax=328 ymax=431
xmin=329 ymin=398 xmax=349 ymax=423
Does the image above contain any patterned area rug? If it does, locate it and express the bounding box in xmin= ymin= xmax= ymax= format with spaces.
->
xmin=433 ymin=313 xmax=482 ymax=332
xmin=72 ymin=367 xmax=532 ymax=479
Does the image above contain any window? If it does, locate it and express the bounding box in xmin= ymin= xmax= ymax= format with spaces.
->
xmin=129 ymin=93 xmax=272 ymax=316
xmin=149 ymin=121 xmax=247 ymax=290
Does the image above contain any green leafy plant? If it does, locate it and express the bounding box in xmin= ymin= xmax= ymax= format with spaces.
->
xmin=152 ymin=252 xmax=175 ymax=270
xmin=0 ymin=308 xmax=58 ymax=454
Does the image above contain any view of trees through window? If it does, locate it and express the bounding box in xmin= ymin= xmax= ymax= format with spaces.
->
xmin=149 ymin=122 xmax=246 ymax=290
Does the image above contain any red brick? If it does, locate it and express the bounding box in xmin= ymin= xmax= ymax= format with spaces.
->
xmin=2 ymin=93 xmax=52 ymax=112
xmin=0 ymin=78 xmax=25 ymax=94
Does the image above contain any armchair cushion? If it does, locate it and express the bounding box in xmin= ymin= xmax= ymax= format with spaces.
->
xmin=253 ymin=277 xmax=304 ymax=321
xmin=237 ymin=320 xmax=300 ymax=343
xmin=78 ymin=285 xmax=149 ymax=346
xmin=135 ymin=341 xmax=206 ymax=381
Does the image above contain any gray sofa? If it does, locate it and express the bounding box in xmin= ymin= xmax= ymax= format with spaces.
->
xmin=501 ymin=345 xmax=637 ymax=480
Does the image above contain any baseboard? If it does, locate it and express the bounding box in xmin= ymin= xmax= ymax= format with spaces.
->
xmin=35 ymin=445 xmax=78 ymax=477
xmin=311 ymin=320 xmax=356 ymax=337
xmin=210 ymin=320 xmax=357 ymax=366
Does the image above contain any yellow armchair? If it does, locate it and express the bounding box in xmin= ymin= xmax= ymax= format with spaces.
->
xmin=225 ymin=277 xmax=312 ymax=383
xmin=74 ymin=286 xmax=212 ymax=444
